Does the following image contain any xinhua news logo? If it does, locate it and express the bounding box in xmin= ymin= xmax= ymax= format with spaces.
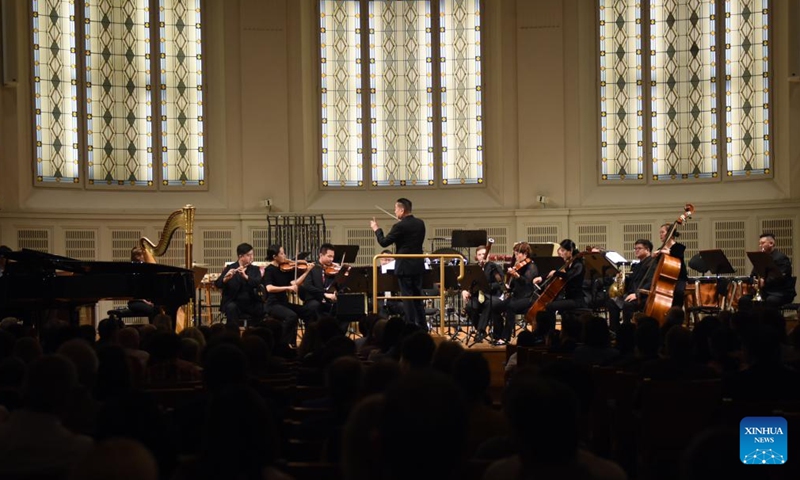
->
xmin=740 ymin=416 xmax=788 ymax=465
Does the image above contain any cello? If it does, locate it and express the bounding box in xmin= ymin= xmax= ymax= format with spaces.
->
xmin=641 ymin=204 xmax=694 ymax=324
xmin=524 ymin=246 xmax=592 ymax=325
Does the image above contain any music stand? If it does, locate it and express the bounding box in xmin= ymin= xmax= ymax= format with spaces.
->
xmin=332 ymin=245 xmax=360 ymax=265
xmin=532 ymin=256 xmax=565 ymax=275
xmin=530 ymin=243 xmax=558 ymax=258
xmin=451 ymin=230 xmax=487 ymax=248
xmin=582 ymin=253 xmax=619 ymax=280
xmin=747 ymin=252 xmax=782 ymax=280
xmin=698 ymin=249 xmax=736 ymax=275
xmin=340 ymin=266 xmax=373 ymax=296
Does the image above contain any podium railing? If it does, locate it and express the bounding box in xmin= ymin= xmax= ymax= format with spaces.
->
xmin=372 ymin=253 xmax=465 ymax=334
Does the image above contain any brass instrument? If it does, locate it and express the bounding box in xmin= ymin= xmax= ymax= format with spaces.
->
xmin=139 ymin=204 xmax=196 ymax=330
xmin=608 ymin=262 xmax=628 ymax=298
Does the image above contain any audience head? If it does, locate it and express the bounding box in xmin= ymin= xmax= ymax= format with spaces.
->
xmin=635 ymin=316 xmax=660 ymax=358
xmin=24 ymin=354 xmax=78 ymax=414
xmin=12 ymin=336 xmax=43 ymax=365
xmin=583 ymin=316 xmax=611 ymax=347
xmin=400 ymin=331 xmax=436 ymax=370
xmin=57 ymin=338 xmax=99 ymax=389
xmin=202 ymin=343 xmax=247 ymax=391
xmin=69 ymin=438 xmax=158 ymax=480
xmin=452 ymin=351 xmax=491 ymax=404
xmin=118 ymin=327 xmax=141 ymax=350
xmin=503 ymin=370 xmax=580 ymax=464
xmin=430 ymin=340 xmax=464 ymax=375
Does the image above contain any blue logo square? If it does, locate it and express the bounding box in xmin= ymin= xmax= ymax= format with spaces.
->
xmin=740 ymin=416 xmax=788 ymax=465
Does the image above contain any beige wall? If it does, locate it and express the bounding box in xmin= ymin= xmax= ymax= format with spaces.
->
xmin=1 ymin=0 xmax=799 ymax=265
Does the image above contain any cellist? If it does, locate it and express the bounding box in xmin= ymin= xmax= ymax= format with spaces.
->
xmin=491 ymin=242 xmax=537 ymax=345
xmin=653 ymin=223 xmax=688 ymax=307
xmin=534 ymin=239 xmax=588 ymax=319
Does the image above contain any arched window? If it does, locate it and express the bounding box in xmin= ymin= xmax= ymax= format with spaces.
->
xmin=599 ymin=0 xmax=770 ymax=182
xmin=320 ymin=0 xmax=484 ymax=187
xmin=32 ymin=0 xmax=205 ymax=187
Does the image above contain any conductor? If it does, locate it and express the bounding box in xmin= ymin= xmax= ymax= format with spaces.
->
xmin=371 ymin=198 xmax=427 ymax=330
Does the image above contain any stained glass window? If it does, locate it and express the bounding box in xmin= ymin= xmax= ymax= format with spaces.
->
xmin=320 ymin=0 xmax=483 ymax=188
xmin=599 ymin=0 xmax=770 ymax=182
xmin=32 ymin=0 xmax=205 ymax=187
xmin=33 ymin=0 xmax=80 ymax=184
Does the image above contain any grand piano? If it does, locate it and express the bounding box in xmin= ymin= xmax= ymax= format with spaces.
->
xmin=0 ymin=249 xmax=195 ymax=326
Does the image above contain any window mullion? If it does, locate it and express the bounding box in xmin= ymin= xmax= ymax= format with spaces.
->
xmin=75 ymin=0 xmax=89 ymax=185
xmin=642 ymin=0 xmax=653 ymax=181
xmin=360 ymin=0 xmax=371 ymax=186
xmin=430 ymin=0 xmax=442 ymax=185
xmin=715 ymin=0 xmax=726 ymax=176
xmin=150 ymin=0 xmax=163 ymax=187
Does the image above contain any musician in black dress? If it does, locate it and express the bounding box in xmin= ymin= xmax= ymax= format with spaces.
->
xmin=299 ymin=243 xmax=340 ymax=323
xmin=461 ymin=244 xmax=504 ymax=343
xmin=739 ymin=233 xmax=796 ymax=310
xmin=492 ymin=242 xmax=537 ymax=345
xmin=262 ymin=244 xmax=314 ymax=347
xmin=215 ymin=242 xmax=264 ymax=329
xmin=606 ymin=239 xmax=654 ymax=331
xmin=536 ymin=239 xmax=587 ymax=320
xmin=127 ymin=246 xmax=160 ymax=323
xmin=656 ymin=223 xmax=688 ymax=307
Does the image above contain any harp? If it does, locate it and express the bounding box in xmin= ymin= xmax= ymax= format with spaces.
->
xmin=138 ymin=204 xmax=196 ymax=330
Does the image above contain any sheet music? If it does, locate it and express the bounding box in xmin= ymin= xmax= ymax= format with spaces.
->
xmin=604 ymin=250 xmax=628 ymax=264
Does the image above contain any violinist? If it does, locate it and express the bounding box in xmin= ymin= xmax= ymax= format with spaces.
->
xmin=215 ymin=242 xmax=264 ymax=330
xmin=654 ymin=223 xmax=688 ymax=307
xmin=299 ymin=243 xmax=341 ymax=325
xmin=462 ymin=244 xmax=504 ymax=343
xmin=491 ymin=242 xmax=538 ymax=345
xmin=261 ymin=244 xmax=314 ymax=347
xmin=535 ymin=239 xmax=587 ymax=319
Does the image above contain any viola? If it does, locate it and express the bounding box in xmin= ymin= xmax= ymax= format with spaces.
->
xmin=278 ymin=260 xmax=311 ymax=272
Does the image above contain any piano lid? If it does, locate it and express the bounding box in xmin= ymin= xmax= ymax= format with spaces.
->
xmin=5 ymin=248 xmax=191 ymax=275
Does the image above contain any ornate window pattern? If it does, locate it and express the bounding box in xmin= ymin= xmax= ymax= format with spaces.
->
xmin=599 ymin=0 xmax=770 ymax=182
xmin=32 ymin=0 xmax=205 ymax=187
xmin=320 ymin=0 xmax=483 ymax=188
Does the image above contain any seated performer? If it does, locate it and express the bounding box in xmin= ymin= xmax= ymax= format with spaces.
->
xmin=739 ymin=233 xmax=796 ymax=310
xmin=127 ymin=246 xmax=160 ymax=322
xmin=462 ymin=244 xmax=503 ymax=343
xmin=299 ymin=243 xmax=340 ymax=323
xmin=215 ymin=242 xmax=264 ymax=329
xmin=606 ymin=239 xmax=654 ymax=331
xmin=492 ymin=242 xmax=538 ymax=345
xmin=262 ymin=244 xmax=314 ymax=347
xmin=535 ymin=239 xmax=587 ymax=320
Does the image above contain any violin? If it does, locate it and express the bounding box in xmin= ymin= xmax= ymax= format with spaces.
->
xmin=278 ymin=259 xmax=311 ymax=272
xmin=324 ymin=262 xmax=350 ymax=276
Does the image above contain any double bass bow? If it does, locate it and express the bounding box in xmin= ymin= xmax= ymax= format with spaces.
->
xmin=640 ymin=203 xmax=694 ymax=324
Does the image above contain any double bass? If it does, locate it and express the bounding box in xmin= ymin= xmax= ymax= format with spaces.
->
xmin=641 ymin=204 xmax=694 ymax=324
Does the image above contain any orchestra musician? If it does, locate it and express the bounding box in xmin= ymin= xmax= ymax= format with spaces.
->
xmin=739 ymin=233 xmax=796 ymax=310
xmin=215 ymin=243 xmax=264 ymax=329
xmin=261 ymin=244 xmax=314 ymax=347
xmin=606 ymin=239 xmax=654 ymax=331
xmin=299 ymin=243 xmax=340 ymax=324
xmin=370 ymin=198 xmax=427 ymax=330
xmin=461 ymin=244 xmax=504 ymax=343
xmin=654 ymin=223 xmax=688 ymax=307
xmin=535 ymin=239 xmax=587 ymax=319
xmin=491 ymin=242 xmax=538 ymax=345
xmin=127 ymin=246 xmax=160 ymax=323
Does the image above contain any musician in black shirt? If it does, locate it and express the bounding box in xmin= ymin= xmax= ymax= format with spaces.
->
xmin=492 ymin=242 xmax=538 ymax=345
xmin=606 ymin=239 xmax=654 ymax=331
xmin=215 ymin=243 xmax=264 ymax=329
xmin=536 ymin=239 xmax=587 ymax=319
xmin=262 ymin=244 xmax=314 ymax=347
xmin=299 ymin=243 xmax=339 ymax=323
xmin=462 ymin=244 xmax=504 ymax=343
